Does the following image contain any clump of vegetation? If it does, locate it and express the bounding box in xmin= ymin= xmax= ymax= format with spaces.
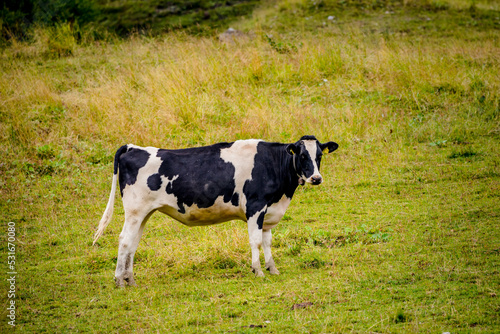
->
xmin=300 ymin=253 xmax=327 ymax=269
xmin=393 ymin=309 xmax=412 ymax=324
xmin=448 ymin=148 xmax=480 ymax=159
xmin=1 ymin=0 xmax=260 ymax=45
xmin=265 ymin=34 xmax=300 ymax=54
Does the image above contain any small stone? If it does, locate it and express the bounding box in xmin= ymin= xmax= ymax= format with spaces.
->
xmin=219 ymin=28 xmax=249 ymax=44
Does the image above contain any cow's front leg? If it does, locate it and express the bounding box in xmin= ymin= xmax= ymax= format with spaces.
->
xmin=263 ymin=228 xmax=279 ymax=275
xmin=247 ymin=209 xmax=267 ymax=277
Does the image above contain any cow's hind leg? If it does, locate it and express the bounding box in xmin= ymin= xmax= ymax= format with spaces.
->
xmin=262 ymin=229 xmax=279 ymax=275
xmin=247 ymin=208 xmax=267 ymax=277
xmin=115 ymin=210 xmax=154 ymax=287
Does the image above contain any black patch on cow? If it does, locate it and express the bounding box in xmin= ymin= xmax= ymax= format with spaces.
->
xmin=118 ymin=147 xmax=151 ymax=196
xmin=156 ymin=143 xmax=237 ymax=213
xmin=320 ymin=141 xmax=339 ymax=153
xmin=177 ymin=203 xmax=186 ymax=214
xmin=124 ymin=253 xmax=131 ymax=271
xmin=147 ymin=173 xmax=162 ymax=191
xmin=243 ymin=142 xmax=299 ymax=219
xmin=114 ymin=145 xmax=129 ymax=175
xmin=166 ymin=180 xmax=173 ymax=194
xmin=297 ymin=152 xmax=311 ymax=179
xmin=256 ymin=211 xmax=266 ymax=230
xmin=231 ymin=193 xmax=239 ymax=206
xmin=300 ymin=135 xmax=317 ymax=141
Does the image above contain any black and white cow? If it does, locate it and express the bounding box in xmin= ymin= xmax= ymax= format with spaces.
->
xmin=93 ymin=135 xmax=338 ymax=287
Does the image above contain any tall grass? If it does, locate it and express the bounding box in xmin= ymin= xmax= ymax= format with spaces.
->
xmin=1 ymin=24 xmax=498 ymax=159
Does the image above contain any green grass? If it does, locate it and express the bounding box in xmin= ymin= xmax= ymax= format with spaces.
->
xmin=1 ymin=0 xmax=500 ymax=332
xmin=95 ymin=0 xmax=260 ymax=35
xmin=0 ymin=0 xmax=260 ymax=42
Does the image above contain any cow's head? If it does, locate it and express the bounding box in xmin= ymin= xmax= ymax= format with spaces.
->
xmin=286 ymin=135 xmax=338 ymax=185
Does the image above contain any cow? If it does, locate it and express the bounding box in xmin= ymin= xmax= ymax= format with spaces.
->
xmin=93 ymin=135 xmax=338 ymax=287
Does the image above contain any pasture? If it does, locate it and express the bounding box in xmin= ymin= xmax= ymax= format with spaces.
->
xmin=1 ymin=0 xmax=499 ymax=332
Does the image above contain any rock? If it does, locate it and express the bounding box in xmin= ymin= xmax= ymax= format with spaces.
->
xmin=218 ymin=28 xmax=249 ymax=44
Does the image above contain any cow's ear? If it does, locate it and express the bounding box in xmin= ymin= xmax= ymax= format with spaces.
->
xmin=286 ymin=144 xmax=298 ymax=155
xmin=320 ymin=141 xmax=339 ymax=154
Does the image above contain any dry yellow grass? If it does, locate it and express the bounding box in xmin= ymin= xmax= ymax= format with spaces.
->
xmin=2 ymin=27 xmax=498 ymax=159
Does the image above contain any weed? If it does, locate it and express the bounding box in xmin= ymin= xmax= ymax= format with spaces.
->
xmin=300 ymin=253 xmax=327 ymax=269
xmin=448 ymin=148 xmax=480 ymax=159
xmin=282 ymin=242 xmax=300 ymax=256
xmin=36 ymin=144 xmax=56 ymax=160
xmin=409 ymin=113 xmax=425 ymax=128
xmin=429 ymin=139 xmax=447 ymax=147
xmin=393 ymin=309 xmax=411 ymax=324
xmin=265 ymin=34 xmax=299 ymax=54
xmin=84 ymin=143 xmax=113 ymax=165
xmin=43 ymin=23 xmax=78 ymax=57
xmin=212 ymin=255 xmax=238 ymax=270
xmin=22 ymin=159 xmax=66 ymax=177
xmin=340 ymin=225 xmax=392 ymax=246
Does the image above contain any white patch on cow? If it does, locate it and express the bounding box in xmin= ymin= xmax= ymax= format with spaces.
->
xmin=163 ymin=174 xmax=178 ymax=186
xmin=247 ymin=207 xmax=267 ymax=277
xmin=220 ymin=139 xmax=261 ymax=209
xmin=264 ymin=195 xmax=291 ymax=229
xmin=302 ymin=140 xmax=322 ymax=184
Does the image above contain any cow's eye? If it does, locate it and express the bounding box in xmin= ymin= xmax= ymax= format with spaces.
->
xmin=300 ymin=154 xmax=306 ymax=160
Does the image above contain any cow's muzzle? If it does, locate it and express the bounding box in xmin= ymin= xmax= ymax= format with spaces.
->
xmin=310 ymin=175 xmax=323 ymax=185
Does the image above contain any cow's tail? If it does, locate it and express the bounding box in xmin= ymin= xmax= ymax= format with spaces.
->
xmin=93 ymin=145 xmax=128 ymax=245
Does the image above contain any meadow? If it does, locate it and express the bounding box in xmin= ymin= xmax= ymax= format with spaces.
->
xmin=0 ymin=0 xmax=499 ymax=332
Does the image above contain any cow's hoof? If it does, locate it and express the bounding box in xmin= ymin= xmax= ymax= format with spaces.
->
xmin=252 ymin=267 xmax=265 ymax=277
xmin=255 ymin=271 xmax=265 ymax=278
xmin=268 ymin=267 xmax=280 ymax=275
xmin=115 ymin=277 xmax=125 ymax=288
xmin=125 ymin=277 xmax=137 ymax=287
xmin=265 ymin=259 xmax=279 ymax=275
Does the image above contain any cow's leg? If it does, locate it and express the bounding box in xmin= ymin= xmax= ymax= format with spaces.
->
xmin=247 ymin=209 xmax=267 ymax=277
xmin=115 ymin=210 xmax=153 ymax=287
xmin=262 ymin=228 xmax=279 ymax=275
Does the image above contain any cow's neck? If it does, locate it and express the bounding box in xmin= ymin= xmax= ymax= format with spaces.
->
xmin=278 ymin=146 xmax=300 ymax=199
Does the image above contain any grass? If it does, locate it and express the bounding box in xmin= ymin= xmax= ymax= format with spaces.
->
xmin=1 ymin=0 xmax=499 ymax=332
xmin=95 ymin=0 xmax=260 ymax=35
xmin=0 ymin=0 xmax=260 ymax=41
